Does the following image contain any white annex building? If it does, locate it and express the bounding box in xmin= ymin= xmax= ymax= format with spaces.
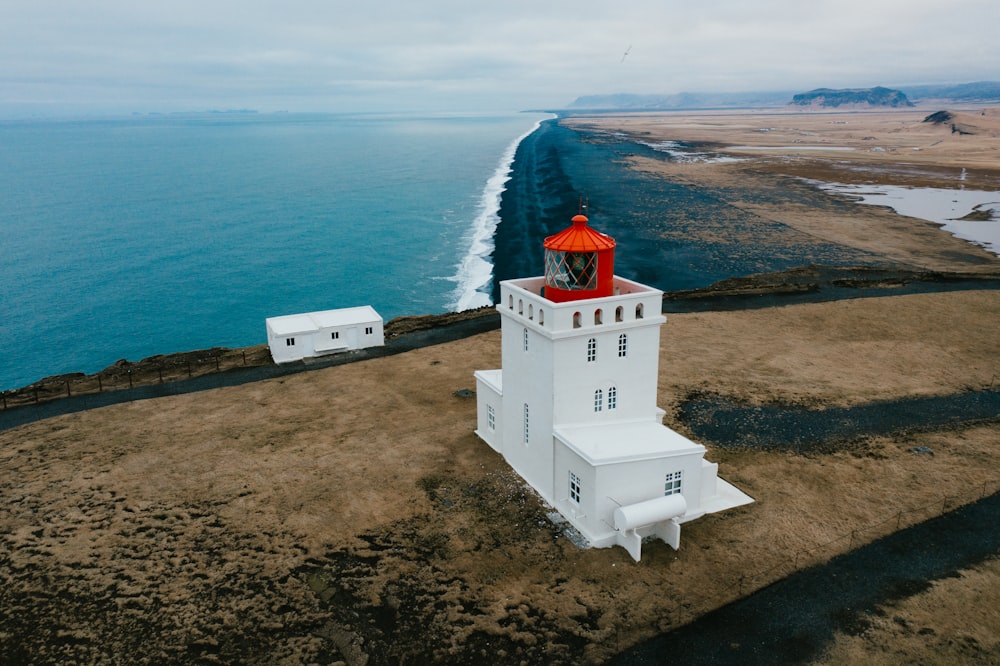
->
xmin=474 ymin=214 xmax=752 ymax=561
xmin=266 ymin=305 xmax=384 ymax=364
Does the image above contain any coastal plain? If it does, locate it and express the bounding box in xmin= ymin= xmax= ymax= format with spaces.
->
xmin=3 ymin=109 xmax=1000 ymax=664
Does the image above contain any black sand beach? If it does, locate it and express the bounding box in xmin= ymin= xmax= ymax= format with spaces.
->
xmin=492 ymin=118 xmax=887 ymax=301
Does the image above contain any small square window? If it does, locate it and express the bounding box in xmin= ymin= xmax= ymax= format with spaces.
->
xmin=487 ymin=404 xmax=495 ymax=432
xmin=285 ymin=337 xmax=295 ymax=346
xmin=365 ymin=326 xmax=373 ymax=335
xmin=331 ymin=331 xmax=339 ymax=339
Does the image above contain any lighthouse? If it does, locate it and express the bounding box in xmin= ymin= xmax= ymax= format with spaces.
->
xmin=474 ymin=213 xmax=752 ymax=561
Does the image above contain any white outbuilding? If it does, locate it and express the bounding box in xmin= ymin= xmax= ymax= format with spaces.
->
xmin=473 ymin=214 xmax=752 ymax=561
xmin=266 ymin=305 xmax=384 ymax=364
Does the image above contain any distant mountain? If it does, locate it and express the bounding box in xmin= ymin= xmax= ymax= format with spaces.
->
xmin=566 ymin=91 xmax=793 ymax=110
xmin=790 ymin=86 xmax=913 ymax=108
xmin=898 ymin=81 xmax=1000 ymax=103
xmin=565 ymin=81 xmax=1000 ymax=111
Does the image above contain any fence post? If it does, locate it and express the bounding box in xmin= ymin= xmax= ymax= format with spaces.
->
xmin=33 ymin=388 xmax=39 ymax=403
xmin=215 ymin=355 xmax=220 ymax=371
xmin=242 ymin=350 xmax=247 ymax=366
xmin=128 ymin=370 xmax=133 ymax=389
xmin=158 ymin=367 xmax=164 ymax=384
xmin=66 ymin=380 xmax=71 ymax=397
xmin=98 ymin=374 xmax=103 ymax=393
xmin=2 ymin=392 xmax=6 ymax=410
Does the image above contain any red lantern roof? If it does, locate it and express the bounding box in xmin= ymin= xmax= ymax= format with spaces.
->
xmin=543 ymin=215 xmax=616 ymax=252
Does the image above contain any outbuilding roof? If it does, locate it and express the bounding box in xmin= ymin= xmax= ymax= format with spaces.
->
xmin=266 ymin=305 xmax=382 ymax=336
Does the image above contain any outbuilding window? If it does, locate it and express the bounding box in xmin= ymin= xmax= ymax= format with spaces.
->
xmin=487 ymin=404 xmax=495 ymax=432
xmin=365 ymin=326 xmax=373 ymax=335
xmin=331 ymin=331 xmax=339 ymax=340
xmin=286 ymin=338 xmax=295 ymax=346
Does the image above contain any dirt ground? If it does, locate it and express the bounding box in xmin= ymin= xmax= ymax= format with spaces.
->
xmin=3 ymin=109 xmax=1000 ymax=665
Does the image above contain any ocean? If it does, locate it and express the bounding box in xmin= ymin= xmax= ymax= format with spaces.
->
xmin=0 ymin=111 xmax=550 ymax=391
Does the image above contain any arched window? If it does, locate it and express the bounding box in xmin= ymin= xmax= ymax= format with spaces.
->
xmin=573 ymin=312 xmax=581 ymax=329
xmin=594 ymin=309 xmax=603 ymax=325
xmin=594 ymin=389 xmax=603 ymax=412
xmin=586 ymin=338 xmax=597 ymax=362
xmin=523 ymin=327 xmax=529 ymax=352
xmin=636 ymin=303 xmax=644 ymax=319
xmin=539 ymin=309 xmax=545 ymax=325
xmin=508 ymin=295 xmax=514 ymax=309
xmin=618 ymin=333 xmax=628 ymax=358
xmin=615 ymin=306 xmax=624 ymax=322
xmin=528 ymin=304 xmax=534 ymax=320
xmin=608 ymin=386 xmax=617 ymax=410
xmin=518 ymin=299 xmax=524 ymax=315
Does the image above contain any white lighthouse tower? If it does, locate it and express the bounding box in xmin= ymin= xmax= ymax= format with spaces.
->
xmin=474 ymin=213 xmax=752 ymax=561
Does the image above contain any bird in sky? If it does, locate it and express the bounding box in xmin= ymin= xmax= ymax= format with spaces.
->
xmin=621 ymin=44 xmax=632 ymax=62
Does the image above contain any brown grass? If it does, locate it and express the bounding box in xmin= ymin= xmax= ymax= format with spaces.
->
xmin=2 ymin=290 xmax=999 ymax=664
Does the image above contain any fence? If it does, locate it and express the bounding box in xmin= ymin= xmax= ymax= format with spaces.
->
xmin=1 ymin=346 xmax=273 ymax=411
xmin=667 ymin=477 xmax=1000 ymax=629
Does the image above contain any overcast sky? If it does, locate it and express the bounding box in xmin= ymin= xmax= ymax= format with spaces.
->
xmin=1 ymin=0 xmax=996 ymax=116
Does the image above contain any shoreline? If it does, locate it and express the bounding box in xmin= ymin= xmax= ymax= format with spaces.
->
xmin=5 ymin=265 xmax=1000 ymax=429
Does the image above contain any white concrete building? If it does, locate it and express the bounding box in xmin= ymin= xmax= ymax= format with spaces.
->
xmin=266 ymin=305 xmax=384 ymax=364
xmin=474 ymin=214 xmax=752 ymax=561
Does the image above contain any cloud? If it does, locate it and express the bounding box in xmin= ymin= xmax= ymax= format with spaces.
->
xmin=0 ymin=0 xmax=996 ymax=115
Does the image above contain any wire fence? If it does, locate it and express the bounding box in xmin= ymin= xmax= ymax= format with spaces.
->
xmin=1 ymin=346 xmax=273 ymax=411
xmin=669 ymin=477 xmax=1000 ymax=628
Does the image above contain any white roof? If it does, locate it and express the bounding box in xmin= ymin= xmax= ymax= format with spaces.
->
xmin=266 ymin=305 xmax=382 ymax=336
xmin=554 ymin=420 xmax=705 ymax=466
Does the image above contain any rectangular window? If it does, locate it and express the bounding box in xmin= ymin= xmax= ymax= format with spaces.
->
xmin=594 ymin=389 xmax=603 ymax=412
xmin=665 ymin=471 xmax=683 ymax=496
xmin=523 ymin=403 xmax=529 ymax=445
xmin=608 ymin=386 xmax=617 ymax=410
xmin=365 ymin=326 xmax=373 ymax=335
xmin=587 ymin=338 xmax=597 ymax=362
xmin=487 ymin=404 xmax=495 ymax=432
xmin=331 ymin=331 xmax=339 ymax=340
xmin=618 ymin=333 xmax=628 ymax=357
xmin=285 ymin=337 xmax=295 ymax=346
xmin=569 ymin=471 xmax=581 ymax=503
xmin=524 ymin=328 xmax=529 ymax=352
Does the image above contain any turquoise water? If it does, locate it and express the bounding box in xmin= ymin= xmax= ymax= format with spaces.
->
xmin=0 ymin=112 xmax=548 ymax=390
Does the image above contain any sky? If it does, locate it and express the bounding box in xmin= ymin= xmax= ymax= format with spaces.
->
xmin=1 ymin=0 xmax=997 ymax=116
